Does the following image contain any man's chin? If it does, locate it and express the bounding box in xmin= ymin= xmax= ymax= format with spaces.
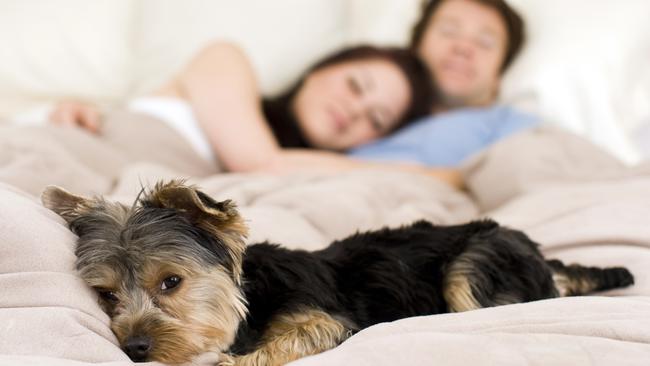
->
xmin=439 ymin=88 xmax=493 ymax=108
xmin=440 ymin=93 xmax=472 ymax=108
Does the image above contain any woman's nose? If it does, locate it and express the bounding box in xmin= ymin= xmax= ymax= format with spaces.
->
xmin=348 ymin=97 xmax=370 ymax=123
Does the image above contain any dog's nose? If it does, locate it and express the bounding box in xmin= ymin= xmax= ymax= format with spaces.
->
xmin=124 ymin=336 xmax=153 ymax=362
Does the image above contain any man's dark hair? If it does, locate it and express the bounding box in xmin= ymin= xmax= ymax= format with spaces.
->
xmin=410 ymin=0 xmax=526 ymax=73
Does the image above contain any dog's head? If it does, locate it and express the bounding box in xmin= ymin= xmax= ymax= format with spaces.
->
xmin=42 ymin=180 xmax=248 ymax=364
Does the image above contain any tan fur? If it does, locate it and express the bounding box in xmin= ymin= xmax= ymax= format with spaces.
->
xmin=44 ymin=182 xmax=356 ymax=365
xmin=42 ymin=182 xmax=257 ymax=364
xmin=443 ymin=254 xmax=482 ymax=312
xmin=553 ymin=272 xmax=595 ymax=297
xmin=80 ymin=264 xmax=122 ymax=291
xmin=96 ymin=261 xmax=247 ymax=364
xmin=224 ymin=309 xmax=351 ymax=366
xmin=42 ymin=185 xmax=130 ymax=226
xmin=148 ymin=180 xmax=249 ymax=283
xmin=41 ymin=186 xmax=91 ymax=221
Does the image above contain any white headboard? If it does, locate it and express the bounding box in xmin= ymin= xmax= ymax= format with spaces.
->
xmin=1 ymin=0 xmax=648 ymax=162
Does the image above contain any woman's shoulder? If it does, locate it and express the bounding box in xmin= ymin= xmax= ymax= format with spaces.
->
xmin=195 ymin=41 xmax=250 ymax=60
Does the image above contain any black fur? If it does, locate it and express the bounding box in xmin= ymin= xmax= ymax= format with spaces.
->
xmin=230 ymin=219 xmax=634 ymax=354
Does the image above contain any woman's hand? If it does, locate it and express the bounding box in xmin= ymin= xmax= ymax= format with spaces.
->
xmin=48 ymin=101 xmax=102 ymax=134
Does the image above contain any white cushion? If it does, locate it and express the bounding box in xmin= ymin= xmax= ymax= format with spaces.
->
xmin=2 ymin=0 xmax=649 ymax=165
xmin=501 ymin=0 xmax=650 ymax=164
xmin=346 ymin=0 xmax=421 ymax=46
xmin=0 ymin=0 xmax=133 ymax=116
xmin=131 ymin=0 xmax=349 ymax=96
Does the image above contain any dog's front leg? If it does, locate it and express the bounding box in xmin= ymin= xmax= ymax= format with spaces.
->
xmin=223 ymin=309 xmax=351 ymax=366
xmin=185 ymin=351 xmax=226 ymax=366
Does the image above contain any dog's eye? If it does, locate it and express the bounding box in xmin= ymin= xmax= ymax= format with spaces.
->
xmin=161 ymin=276 xmax=182 ymax=292
xmin=97 ymin=290 xmax=119 ymax=304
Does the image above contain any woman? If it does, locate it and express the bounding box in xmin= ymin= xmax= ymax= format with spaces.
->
xmin=49 ymin=42 xmax=463 ymax=188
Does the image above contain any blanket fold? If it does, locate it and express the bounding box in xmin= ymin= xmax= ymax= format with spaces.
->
xmin=1 ymin=126 xmax=649 ymax=365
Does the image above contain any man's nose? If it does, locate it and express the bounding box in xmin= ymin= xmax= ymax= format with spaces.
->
xmin=451 ymin=39 xmax=474 ymax=58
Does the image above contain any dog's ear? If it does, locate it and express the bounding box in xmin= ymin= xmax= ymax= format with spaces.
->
xmin=146 ymin=181 xmax=248 ymax=280
xmin=147 ymin=181 xmax=244 ymax=232
xmin=41 ymin=186 xmax=92 ymax=224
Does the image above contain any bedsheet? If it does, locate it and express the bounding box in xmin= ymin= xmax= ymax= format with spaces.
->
xmin=1 ymin=126 xmax=649 ymax=366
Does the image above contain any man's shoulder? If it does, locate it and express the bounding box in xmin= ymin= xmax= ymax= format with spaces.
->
xmin=429 ymin=104 xmax=536 ymax=122
xmin=408 ymin=104 xmax=537 ymax=132
xmin=348 ymin=104 xmax=539 ymax=166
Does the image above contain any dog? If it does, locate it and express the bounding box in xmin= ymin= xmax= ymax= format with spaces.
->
xmin=42 ymin=180 xmax=634 ymax=366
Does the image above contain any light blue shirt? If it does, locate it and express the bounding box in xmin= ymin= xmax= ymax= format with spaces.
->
xmin=349 ymin=105 xmax=539 ymax=167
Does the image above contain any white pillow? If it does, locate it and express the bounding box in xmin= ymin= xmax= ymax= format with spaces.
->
xmin=0 ymin=1 xmax=133 ymax=118
xmin=346 ymin=0 xmax=421 ymax=46
xmin=501 ymin=0 xmax=650 ymax=164
xmin=131 ymin=0 xmax=348 ymax=96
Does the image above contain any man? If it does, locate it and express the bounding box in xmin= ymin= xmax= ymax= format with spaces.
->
xmin=350 ymin=0 xmax=538 ymax=168
xmin=412 ymin=0 xmax=524 ymax=110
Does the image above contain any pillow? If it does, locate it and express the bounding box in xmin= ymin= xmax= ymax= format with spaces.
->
xmin=636 ymin=120 xmax=650 ymax=160
xmin=461 ymin=126 xmax=627 ymax=212
xmin=131 ymin=0 xmax=432 ymax=97
xmin=131 ymin=0 xmax=348 ymax=97
xmin=0 ymin=0 xmax=133 ymax=118
xmin=345 ymin=0 xmax=421 ymax=46
xmin=501 ymin=0 xmax=650 ymax=164
xmin=0 ymin=183 xmax=128 ymax=363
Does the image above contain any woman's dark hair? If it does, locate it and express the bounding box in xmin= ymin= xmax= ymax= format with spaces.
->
xmin=410 ymin=0 xmax=525 ymax=73
xmin=263 ymin=45 xmax=436 ymax=148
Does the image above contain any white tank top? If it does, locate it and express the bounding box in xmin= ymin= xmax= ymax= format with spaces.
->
xmin=128 ymin=96 xmax=216 ymax=164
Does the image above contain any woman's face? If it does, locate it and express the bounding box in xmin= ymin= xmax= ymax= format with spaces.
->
xmin=418 ymin=0 xmax=508 ymax=108
xmin=292 ymin=58 xmax=411 ymax=151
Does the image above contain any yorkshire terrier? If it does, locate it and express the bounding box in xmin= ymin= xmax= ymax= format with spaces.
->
xmin=42 ymin=180 xmax=634 ymax=366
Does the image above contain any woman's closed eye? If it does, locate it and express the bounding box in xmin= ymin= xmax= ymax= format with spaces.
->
xmin=368 ymin=109 xmax=389 ymax=133
xmin=347 ymin=75 xmax=364 ymax=96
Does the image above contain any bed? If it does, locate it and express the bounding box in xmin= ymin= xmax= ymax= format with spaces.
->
xmin=2 ymin=125 xmax=650 ymax=365
xmin=1 ymin=1 xmax=650 ymax=365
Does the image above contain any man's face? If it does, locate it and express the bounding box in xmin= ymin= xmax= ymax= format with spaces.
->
xmin=418 ymin=0 xmax=508 ymax=109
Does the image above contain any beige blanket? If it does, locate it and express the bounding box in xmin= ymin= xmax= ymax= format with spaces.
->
xmin=1 ymin=125 xmax=649 ymax=365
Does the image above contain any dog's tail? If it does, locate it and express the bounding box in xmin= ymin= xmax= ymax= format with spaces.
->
xmin=546 ymin=260 xmax=634 ymax=296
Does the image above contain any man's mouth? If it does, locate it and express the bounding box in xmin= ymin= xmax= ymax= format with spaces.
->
xmin=441 ymin=60 xmax=474 ymax=80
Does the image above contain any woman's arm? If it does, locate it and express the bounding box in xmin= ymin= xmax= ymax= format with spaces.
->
xmin=175 ymin=42 xmax=281 ymax=172
xmin=175 ymin=42 xmax=462 ymax=189
xmin=265 ymin=150 xmax=464 ymax=189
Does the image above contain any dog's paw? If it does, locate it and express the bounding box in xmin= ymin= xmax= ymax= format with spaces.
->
xmin=184 ymin=351 xmax=224 ymax=366
xmin=215 ymin=353 xmax=236 ymax=366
